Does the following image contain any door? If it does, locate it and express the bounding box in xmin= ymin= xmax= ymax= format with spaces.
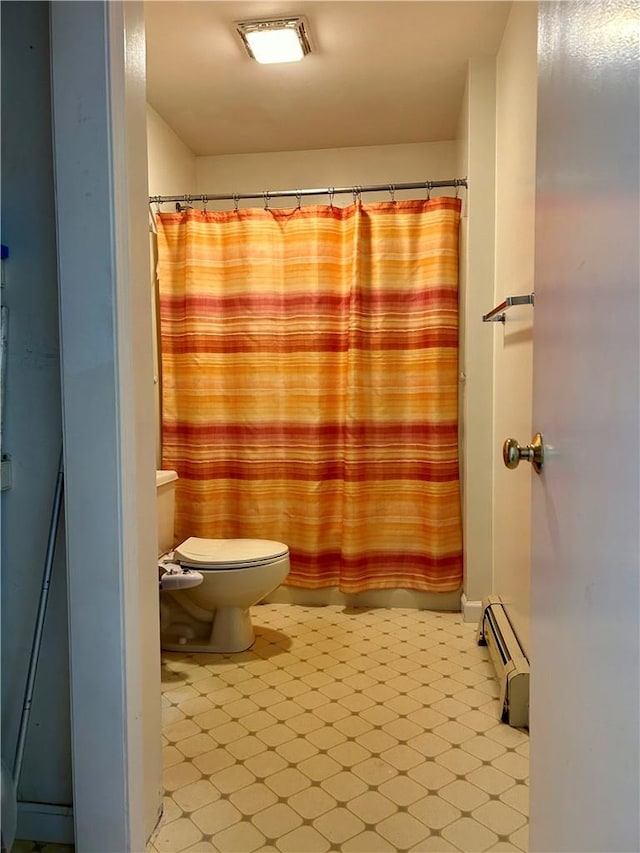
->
xmin=529 ymin=2 xmax=639 ymax=851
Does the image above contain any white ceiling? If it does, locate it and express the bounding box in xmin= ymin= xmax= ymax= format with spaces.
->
xmin=145 ymin=1 xmax=511 ymax=156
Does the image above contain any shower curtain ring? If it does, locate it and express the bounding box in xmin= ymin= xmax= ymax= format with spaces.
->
xmin=426 ymin=181 xmax=432 ymax=201
xmin=455 ymin=180 xmax=460 ymax=198
xmin=296 ymin=190 xmax=302 ymax=210
xmin=328 ymin=187 xmax=335 ymax=208
xmin=352 ymin=186 xmax=361 ymax=204
xmin=233 ymin=194 xmax=239 ymax=213
xmin=264 ymin=191 xmax=270 ymax=210
xmin=201 ymin=194 xmax=208 ymax=211
xmin=389 ymin=184 xmax=396 ymax=203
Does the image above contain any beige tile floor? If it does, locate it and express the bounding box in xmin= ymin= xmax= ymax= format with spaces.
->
xmin=149 ymin=604 xmax=529 ymax=853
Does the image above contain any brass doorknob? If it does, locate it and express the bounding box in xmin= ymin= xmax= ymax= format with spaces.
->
xmin=503 ymin=432 xmax=544 ymax=474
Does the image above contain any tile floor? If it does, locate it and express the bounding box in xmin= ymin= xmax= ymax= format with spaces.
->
xmin=149 ymin=604 xmax=529 ymax=853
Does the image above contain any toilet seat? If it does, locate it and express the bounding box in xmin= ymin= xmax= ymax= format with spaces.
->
xmin=174 ymin=537 xmax=289 ymax=571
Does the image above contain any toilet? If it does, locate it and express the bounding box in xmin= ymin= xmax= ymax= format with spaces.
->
xmin=156 ymin=470 xmax=290 ymax=653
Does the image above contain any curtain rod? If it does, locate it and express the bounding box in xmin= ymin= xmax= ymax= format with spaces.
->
xmin=149 ymin=178 xmax=467 ymax=207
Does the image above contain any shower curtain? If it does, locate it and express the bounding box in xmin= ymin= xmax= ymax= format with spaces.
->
xmin=157 ymin=197 xmax=462 ymax=593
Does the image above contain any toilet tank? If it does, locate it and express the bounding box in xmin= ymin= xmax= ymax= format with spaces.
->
xmin=156 ymin=470 xmax=178 ymax=556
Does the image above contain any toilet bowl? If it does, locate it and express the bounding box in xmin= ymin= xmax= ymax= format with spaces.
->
xmin=156 ymin=471 xmax=290 ymax=653
xmin=161 ymin=537 xmax=290 ymax=653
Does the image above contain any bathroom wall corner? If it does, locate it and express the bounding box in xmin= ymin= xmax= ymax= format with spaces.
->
xmin=460 ymin=593 xmax=483 ymax=624
xmin=458 ymin=56 xmax=497 ymax=605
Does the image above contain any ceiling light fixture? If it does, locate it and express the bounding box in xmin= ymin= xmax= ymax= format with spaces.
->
xmin=236 ymin=17 xmax=311 ymax=64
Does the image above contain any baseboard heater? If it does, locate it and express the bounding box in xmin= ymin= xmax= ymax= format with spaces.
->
xmin=477 ymin=596 xmax=530 ymax=728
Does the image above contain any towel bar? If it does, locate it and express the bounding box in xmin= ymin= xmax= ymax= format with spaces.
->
xmin=483 ymin=293 xmax=534 ymax=323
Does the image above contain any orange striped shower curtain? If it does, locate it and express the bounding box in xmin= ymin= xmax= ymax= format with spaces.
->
xmin=157 ymin=198 xmax=462 ymax=593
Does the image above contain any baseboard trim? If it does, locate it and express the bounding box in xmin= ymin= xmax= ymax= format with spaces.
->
xmin=16 ymin=802 xmax=74 ymax=845
xmin=461 ymin=593 xmax=483 ymax=623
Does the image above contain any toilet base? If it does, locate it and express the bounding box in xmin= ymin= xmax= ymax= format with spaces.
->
xmin=161 ymin=606 xmax=255 ymax=654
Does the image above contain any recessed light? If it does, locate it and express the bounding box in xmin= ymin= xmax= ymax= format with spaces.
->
xmin=236 ymin=17 xmax=311 ymax=64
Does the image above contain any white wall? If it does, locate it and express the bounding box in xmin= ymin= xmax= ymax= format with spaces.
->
xmin=195 ymin=141 xmax=458 ymax=206
xmin=456 ymin=58 xmax=497 ymax=612
xmin=147 ymin=104 xmax=197 ymax=196
xmin=1 ymin=2 xmax=73 ymax=841
xmin=456 ymin=25 xmax=537 ymax=628
xmin=492 ymin=3 xmax=537 ymax=656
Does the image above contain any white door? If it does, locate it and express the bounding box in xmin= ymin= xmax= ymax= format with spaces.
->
xmin=529 ymin=2 xmax=639 ymax=851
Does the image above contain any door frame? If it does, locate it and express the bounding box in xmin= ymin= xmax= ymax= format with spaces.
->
xmin=50 ymin=2 xmax=161 ymax=849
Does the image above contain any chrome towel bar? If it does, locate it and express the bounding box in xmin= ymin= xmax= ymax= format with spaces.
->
xmin=483 ymin=293 xmax=534 ymax=323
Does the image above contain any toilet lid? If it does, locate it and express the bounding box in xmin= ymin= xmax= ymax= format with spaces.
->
xmin=174 ymin=537 xmax=289 ymax=569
